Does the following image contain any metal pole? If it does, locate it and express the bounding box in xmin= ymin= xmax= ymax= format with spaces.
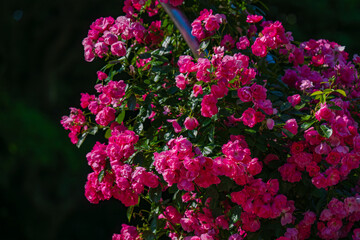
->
xmin=159 ymin=2 xmax=200 ymax=58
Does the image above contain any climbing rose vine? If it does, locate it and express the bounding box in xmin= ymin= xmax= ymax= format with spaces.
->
xmin=61 ymin=0 xmax=360 ymax=239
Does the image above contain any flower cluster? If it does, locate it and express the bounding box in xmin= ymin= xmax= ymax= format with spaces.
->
xmin=112 ymin=224 xmax=141 ymax=240
xmin=317 ymin=197 xmax=360 ymax=239
xmin=84 ymin=125 xmax=159 ymax=206
xmin=154 ymin=136 xmax=220 ymax=191
xmin=60 ymin=107 xmax=86 ymax=144
xmin=62 ymin=2 xmax=360 ymax=239
xmin=191 ymin=9 xmax=226 ymax=41
xmin=82 ymin=15 xmax=146 ymax=62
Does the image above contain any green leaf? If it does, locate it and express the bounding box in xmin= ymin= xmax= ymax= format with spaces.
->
xmin=310 ymin=90 xmax=323 ymax=96
xmin=167 ymin=86 xmax=178 ymax=95
xmin=328 ymin=105 xmax=342 ymax=111
xmin=134 ymin=122 xmax=144 ymax=134
xmin=202 ymin=146 xmax=213 ymax=156
xmin=282 ymin=128 xmax=295 ymax=138
xmin=228 ymin=205 xmax=242 ymax=224
xmin=280 ymin=102 xmax=291 ymax=112
xmin=335 ymin=89 xmax=347 ymax=97
xmin=301 ymin=115 xmax=312 ymax=121
xmin=76 ymin=132 xmax=88 ymax=148
xmin=323 ymin=89 xmax=334 ymax=94
xmin=116 ymin=110 xmax=126 ymax=124
xmin=202 ymin=118 xmax=211 ymax=127
xmin=149 ymin=186 xmax=162 ymax=203
xmin=300 ymin=120 xmax=316 ymax=130
xmin=127 ymin=205 xmax=134 ymax=222
xmin=294 ymin=103 xmax=306 ymax=110
xmin=150 ymin=217 xmax=157 ymax=234
xmin=142 ymin=231 xmax=155 ymax=240
xmin=98 ymin=169 xmax=105 ymax=183
xmin=88 ymin=126 xmax=98 ymax=135
xmin=199 ymin=40 xmax=210 ymax=51
xmin=319 ymin=125 xmax=333 ymax=138
xmin=269 ymin=90 xmax=283 ymax=97
xmin=139 ymin=52 xmax=151 ymax=59
xmin=128 ymin=94 xmax=137 ymax=111
xmin=208 ymin=125 xmax=215 ymax=143
xmin=105 ymin=128 xmax=112 ymax=139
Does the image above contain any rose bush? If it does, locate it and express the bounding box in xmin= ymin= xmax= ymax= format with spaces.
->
xmin=61 ymin=0 xmax=360 ymax=239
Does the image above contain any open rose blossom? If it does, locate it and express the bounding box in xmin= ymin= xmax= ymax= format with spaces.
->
xmin=184 ymin=117 xmax=199 ymax=130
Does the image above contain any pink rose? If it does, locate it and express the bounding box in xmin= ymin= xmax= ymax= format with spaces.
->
xmin=287 ymin=94 xmax=301 ymax=107
xmin=283 ymin=118 xmax=298 ymax=136
xmin=111 ymin=41 xmax=126 ymax=57
xmin=236 ymin=36 xmax=250 ymax=50
xmin=184 ymin=117 xmax=199 ymax=130
xmin=95 ymin=106 xmax=116 ymax=126
xmin=237 ymin=87 xmax=252 ymax=102
xmin=246 ymin=14 xmax=263 ymax=23
xmin=97 ymin=71 xmax=108 ymax=80
xmin=94 ymin=42 xmax=109 ymax=58
xmin=193 ymin=84 xmax=203 ymax=97
xmin=241 ymin=107 xmax=257 ymax=128
xmin=315 ymin=103 xmax=335 ymax=122
xmin=175 ymin=73 xmax=188 ymax=90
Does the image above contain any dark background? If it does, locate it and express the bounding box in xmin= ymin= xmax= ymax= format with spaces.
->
xmin=1 ymin=0 xmax=359 ymax=239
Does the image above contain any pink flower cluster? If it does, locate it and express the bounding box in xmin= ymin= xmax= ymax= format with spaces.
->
xmin=82 ymin=16 xmax=146 ymax=62
xmin=317 ymin=197 xmax=360 ymax=239
xmin=231 ymin=178 xmax=295 ymax=231
xmin=162 ymin=197 xmax=234 ymax=240
xmin=60 ymin=108 xmax=86 ymax=144
xmin=179 ymin=202 xmax=229 ymax=239
xmin=278 ymin=97 xmax=360 ymax=189
xmin=85 ymin=126 xmax=159 ymax=206
xmin=237 ymin=83 xmax=275 ymax=127
xmin=191 ymin=9 xmax=226 ymax=41
xmin=61 ymin=78 xmax=127 ymax=144
xmin=276 ymin=211 xmax=316 ymax=240
xmin=154 ymin=136 xmax=221 ymax=191
xmin=112 ymin=224 xmax=141 ymax=240
xmin=282 ymin=39 xmax=359 ymax=92
xmin=251 ymin=21 xmax=290 ymax=58
xmin=177 ymin=49 xmax=259 ymax=118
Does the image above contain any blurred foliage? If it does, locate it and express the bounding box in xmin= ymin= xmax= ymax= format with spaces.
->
xmin=0 ymin=0 xmax=359 ymax=239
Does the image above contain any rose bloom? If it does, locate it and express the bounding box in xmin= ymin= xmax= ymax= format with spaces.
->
xmin=184 ymin=117 xmax=199 ymax=130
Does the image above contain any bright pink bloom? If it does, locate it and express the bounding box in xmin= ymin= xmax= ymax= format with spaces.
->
xmin=236 ymin=36 xmax=250 ymax=50
xmin=201 ymin=94 xmax=218 ymax=118
xmin=241 ymin=108 xmax=258 ymax=128
xmin=237 ymin=87 xmax=252 ymax=102
xmin=287 ymin=94 xmax=301 ymax=107
xmin=184 ymin=117 xmax=199 ymax=130
xmin=175 ymin=73 xmax=188 ymax=90
xmin=80 ymin=93 xmax=95 ymax=109
xmin=97 ymin=71 xmax=108 ymax=81
xmin=220 ymin=34 xmax=235 ymax=50
xmin=283 ymin=119 xmax=298 ymax=136
xmin=111 ymin=41 xmax=126 ymax=56
xmin=246 ymin=14 xmax=263 ymax=23
xmin=178 ymin=55 xmax=196 ymax=73
xmin=193 ymin=84 xmax=203 ymax=97
xmin=315 ymin=103 xmax=335 ymax=122
xmin=94 ymin=42 xmax=109 ymax=58
xmin=167 ymin=119 xmax=182 ymax=133
xmin=95 ymin=106 xmax=116 ymax=126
